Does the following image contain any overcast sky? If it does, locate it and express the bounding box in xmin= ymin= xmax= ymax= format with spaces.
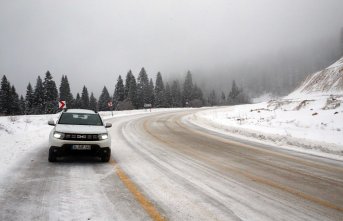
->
xmin=1 ymin=0 xmax=343 ymax=96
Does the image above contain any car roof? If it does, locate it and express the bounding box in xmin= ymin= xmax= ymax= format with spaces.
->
xmin=63 ymin=109 xmax=97 ymax=114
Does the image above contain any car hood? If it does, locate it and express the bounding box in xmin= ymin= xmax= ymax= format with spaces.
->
xmin=55 ymin=124 xmax=107 ymax=134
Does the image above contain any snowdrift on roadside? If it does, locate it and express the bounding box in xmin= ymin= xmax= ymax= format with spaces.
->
xmin=188 ymin=57 xmax=343 ymax=159
xmin=187 ymin=98 xmax=343 ymax=159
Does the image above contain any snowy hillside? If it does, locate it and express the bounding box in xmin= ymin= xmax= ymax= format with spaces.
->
xmin=289 ymin=57 xmax=343 ymax=97
xmin=188 ymin=57 xmax=343 ymax=159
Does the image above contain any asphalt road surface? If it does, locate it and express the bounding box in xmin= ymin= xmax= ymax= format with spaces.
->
xmin=1 ymin=109 xmax=342 ymax=221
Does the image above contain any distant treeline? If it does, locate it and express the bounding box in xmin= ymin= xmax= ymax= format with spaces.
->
xmin=0 ymin=68 xmax=249 ymax=116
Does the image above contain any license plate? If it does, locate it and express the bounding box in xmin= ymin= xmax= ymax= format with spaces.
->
xmin=72 ymin=145 xmax=91 ymax=150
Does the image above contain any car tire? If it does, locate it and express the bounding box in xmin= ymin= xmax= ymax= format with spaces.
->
xmin=48 ymin=147 xmax=57 ymax=162
xmin=101 ymin=148 xmax=111 ymax=162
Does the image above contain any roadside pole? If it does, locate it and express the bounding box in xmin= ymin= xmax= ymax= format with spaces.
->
xmin=108 ymin=101 xmax=113 ymax=116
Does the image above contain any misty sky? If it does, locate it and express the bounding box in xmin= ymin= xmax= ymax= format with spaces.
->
xmin=1 ymin=0 xmax=343 ymax=97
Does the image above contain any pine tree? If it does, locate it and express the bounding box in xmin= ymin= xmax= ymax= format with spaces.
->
xmin=220 ymin=91 xmax=226 ymax=105
xmin=124 ymin=70 xmax=133 ymax=99
xmin=209 ymin=90 xmax=217 ymax=106
xmin=124 ymin=70 xmax=137 ymax=108
xmin=113 ymin=75 xmax=125 ymax=109
xmin=19 ymin=95 xmax=25 ymax=115
xmin=74 ymin=93 xmax=82 ymax=109
xmin=228 ymin=80 xmax=240 ymax=104
xmin=182 ymin=71 xmax=193 ymax=106
xmin=171 ymin=80 xmax=182 ymax=107
xmin=81 ymin=85 xmax=90 ymax=109
xmin=59 ymin=75 xmax=74 ymax=108
xmin=10 ymin=86 xmax=21 ymax=115
xmin=32 ymin=76 xmax=45 ymax=114
xmin=228 ymin=80 xmax=250 ymax=105
xmin=148 ymin=78 xmax=155 ymax=106
xmin=136 ymin=68 xmax=150 ymax=109
xmin=43 ymin=71 xmax=58 ymax=114
xmin=25 ymin=83 xmax=34 ymax=114
xmin=165 ymin=83 xmax=172 ymax=107
xmin=154 ymin=72 xmax=166 ymax=107
xmin=89 ymin=92 xmax=98 ymax=112
xmin=98 ymin=86 xmax=111 ymax=111
xmin=189 ymin=84 xmax=203 ymax=107
xmin=0 ymin=75 xmax=12 ymax=115
xmin=192 ymin=84 xmax=203 ymax=101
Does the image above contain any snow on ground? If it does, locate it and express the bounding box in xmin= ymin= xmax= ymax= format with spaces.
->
xmin=0 ymin=114 xmax=58 ymax=178
xmin=0 ymin=108 xmax=183 ymax=180
xmin=188 ymin=57 xmax=343 ymax=160
xmin=99 ymin=108 xmax=183 ymax=119
xmin=289 ymin=57 xmax=343 ymax=95
xmin=251 ymin=93 xmax=278 ymax=103
xmin=187 ymin=94 xmax=343 ymax=160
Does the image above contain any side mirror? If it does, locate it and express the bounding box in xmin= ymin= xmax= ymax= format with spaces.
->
xmin=105 ymin=123 xmax=112 ymax=128
xmin=48 ymin=120 xmax=55 ymax=126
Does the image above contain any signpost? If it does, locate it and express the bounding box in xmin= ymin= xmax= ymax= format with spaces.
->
xmin=59 ymin=100 xmax=66 ymax=110
xmin=144 ymin=103 xmax=152 ymax=112
xmin=108 ymin=101 xmax=113 ymax=116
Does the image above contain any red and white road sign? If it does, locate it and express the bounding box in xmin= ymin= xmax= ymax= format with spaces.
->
xmin=59 ymin=100 xmax=66 ymax=109
xmin=107 ymin=101 xmax=113 ymax=107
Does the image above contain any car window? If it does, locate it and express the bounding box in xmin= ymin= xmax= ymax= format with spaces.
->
xmin=58 ymin=113 xmax=103 ymax=126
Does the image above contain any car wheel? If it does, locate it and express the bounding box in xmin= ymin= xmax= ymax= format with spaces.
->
xmin=48 ymin=147 xmax=57 ymax=162
xmin=101 ymin=148 xmax=111 ymax=162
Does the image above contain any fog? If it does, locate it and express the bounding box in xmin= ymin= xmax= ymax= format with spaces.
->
xmin=1 ymin=0 xmax=342 ymax=97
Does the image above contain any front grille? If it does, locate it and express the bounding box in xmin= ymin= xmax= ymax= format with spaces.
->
xmin=63 ymin=133 xmax=99 ymax=141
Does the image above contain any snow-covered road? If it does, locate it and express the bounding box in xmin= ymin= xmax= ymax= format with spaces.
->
xmin=1 ymin=109 xmax=343 ymax=220
xmin=0 ymin=139 xmax=149 ymax=221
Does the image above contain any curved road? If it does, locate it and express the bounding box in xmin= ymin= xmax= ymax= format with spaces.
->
xmin=0 ymin=109 xmax=342 ymax=220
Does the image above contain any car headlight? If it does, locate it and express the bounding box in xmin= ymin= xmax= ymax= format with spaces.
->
xmin=53 ymin=131 xmax=65 ymax=139
xmin=98 ymin=133 xmax=108 ymax=140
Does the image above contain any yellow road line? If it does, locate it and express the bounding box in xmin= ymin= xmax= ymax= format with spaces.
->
xmin=143 ymin=117 xmax=343 ymax=212
xmin=109 ymin=159 xmax=166 ymax=221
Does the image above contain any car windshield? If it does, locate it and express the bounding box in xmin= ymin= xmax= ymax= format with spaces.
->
xmin=58 ymin=113 xmax=103 ymax=126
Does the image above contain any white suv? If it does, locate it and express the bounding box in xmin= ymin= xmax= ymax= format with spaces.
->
xmin=48 ymin=109 xmax=112 ymax=162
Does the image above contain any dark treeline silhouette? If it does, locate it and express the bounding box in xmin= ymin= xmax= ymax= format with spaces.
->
xmin=0 ymin=68 xmax=250 ymax=116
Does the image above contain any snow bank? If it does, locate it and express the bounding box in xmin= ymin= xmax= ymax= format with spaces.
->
xmin=187 ymin=57 xmax=343 ymax=160
xmin=0 ymin=114 xmax=58 ymax=178
xmin=187 ymin=95 xmax=343 ymax=160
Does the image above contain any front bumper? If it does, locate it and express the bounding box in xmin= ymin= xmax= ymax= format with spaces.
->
xmin=50 ymin=145 xmax=110 ymax=157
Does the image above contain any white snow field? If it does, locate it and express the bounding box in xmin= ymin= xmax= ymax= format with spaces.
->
xmin=188 ymin=57 xmax=343 ymax=160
